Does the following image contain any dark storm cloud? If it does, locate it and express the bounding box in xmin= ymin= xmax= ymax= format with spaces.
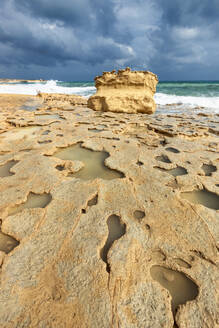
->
xmin=15 ymin=0 xmax=117 ymax=36
xmin=15 ymin=0 xmax=93 ymax=26
xmin=0 ymin=0 xmax=132 ymax=66
xmin=0 ymin=0 xmax=218 ymax=80
xmin=161 ymin=0 xmax=219 ymax=26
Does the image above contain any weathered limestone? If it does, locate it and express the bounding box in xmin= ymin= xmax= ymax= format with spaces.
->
xmin=88 ymin=67 xmax=158 ymax=114
xmin=38 ymin=93 xmax=87 ymax=110
xmin=0 ymin=94 xmax=218 ymax=327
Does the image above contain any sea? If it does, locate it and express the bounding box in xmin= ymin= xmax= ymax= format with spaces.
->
xmin=0 ymin=80 xmax=219 ymax=114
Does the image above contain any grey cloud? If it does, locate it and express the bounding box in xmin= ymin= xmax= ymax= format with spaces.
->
xmin=14 ymin=0 xmax=117 ymax=36
xmin=14 ymin=0 xmax=93 ymax=26
xmin=160 ymin=0 xmax=219 ymax=26
xmin=0 ymin=0 xmax=218 ymax=80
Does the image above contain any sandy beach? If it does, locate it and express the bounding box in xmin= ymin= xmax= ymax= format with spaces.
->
xmin=0 ymin=90 xmax=218 ymax=327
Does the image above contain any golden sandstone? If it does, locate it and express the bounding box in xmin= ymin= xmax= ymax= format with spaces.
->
xmin=88 ymin=67 xmax=158 ymax=114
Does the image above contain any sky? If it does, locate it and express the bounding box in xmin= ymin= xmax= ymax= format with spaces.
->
xmin=0 ymin=0 xmax=218 ymax=81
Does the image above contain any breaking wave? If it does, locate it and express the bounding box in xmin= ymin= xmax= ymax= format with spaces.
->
xmin=0 ymin=79 xmax=218 ymax=113
xmin=0 ymin=80 xmax=96 ymax=97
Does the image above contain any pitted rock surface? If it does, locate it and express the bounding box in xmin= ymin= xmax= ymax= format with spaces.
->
xmin=0 ymin=94 xmax=218 ymax=328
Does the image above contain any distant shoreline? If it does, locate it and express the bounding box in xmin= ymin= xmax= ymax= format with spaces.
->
xmin=0 ymin=79 xmax=46 ymax=83
xmin=1 ymin=79 xmax=219 ymax=83
xmin=0 ymin=80 xmax=218 ymax=114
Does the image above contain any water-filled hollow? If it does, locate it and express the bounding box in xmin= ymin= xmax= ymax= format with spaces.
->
xmin=34 ymin=114 xmax=61 ymax=120
xmin=165 ymin=147 xmax=180 ymax=154
xmin=150 ymin=265 xmax=198 ymax=315
xmin=133 ymin=210 xmax=145 ymax=220
xmin=168 ymin=166 xmax=187 ymax=177
xmin=0 ymin=160 xmax=18 ymax=177
xmin=100 ymin=215 xmax=126 ymax=272
xmin=21 ymin=99 xmax=43 ymax=112
xmin=8 ymin=192 xmax=52 ymax=216
xmin=54 ymin=143 xmax=124 ymax=180
xmin=202 ymin=164 xmax=217 ymax=176
xmin=181 ymin=189 xmax=219 ymax=210
xmin=155 ymin=155 xmax=171 ymax=163
xmin=0 ymin=231 xmax=19 ymax=254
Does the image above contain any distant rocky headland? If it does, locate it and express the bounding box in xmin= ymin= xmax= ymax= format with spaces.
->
xmin=0 ymin=70 xmax=218 ymax=328
xmin=0 ymin=78 xmax=46 ymax=83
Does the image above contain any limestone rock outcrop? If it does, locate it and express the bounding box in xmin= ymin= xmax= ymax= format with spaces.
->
xmin=0 ymin=94 xmax=218 ymax=327
xmin=38 ymin=93 xmax=87 ymax=110
xmin=88 ymin=67 xmax=158 ymax=114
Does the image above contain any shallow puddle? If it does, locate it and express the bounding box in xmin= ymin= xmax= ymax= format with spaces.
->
xmin=1 ymin=126 xmax=40 ymax=141
xmin=181 ymin=189 xmax=219 ymax=210
xmin=38 ymin=140 xmax=52 ymax=144
xmin=0 ymin=160 xmax=18 ymax=177
xmin=202 ymin=164 xmax=217 ymax=176
xmin=21 ymin=99 xmax=42 ymax=112
xmin=34 ymin=114 xmax=61 ymax=120
xmin=54 ymin=143 xmax=123 ymax=180
xmin=96 ymin=124 xmax=106 ymax=129
xmin=156 ymin=155 xmax=171 ymax=163
xmin=168 ymin=166 xmax=187 ymax=177
xmin=8 ymin=192 xmax=52 ymax=216
xmin=87 ymin=194 xmax=98 ymax=206
xmin=42 ymin=130 xmax=51 ymax=135
xmin=133 ymin=210 xmax=145 ymax=220
xmin=150 ymin=265 xmax=198 ymax=314
xmin=0 ymin=231 xmax=19 ymax=253
xmin=165 ymin=147 xmax=180 ymax=153
xmin=100 ymin=215 xmax=126 ymax=272
xmin=88 ymin=128 xmax=102 ymax=133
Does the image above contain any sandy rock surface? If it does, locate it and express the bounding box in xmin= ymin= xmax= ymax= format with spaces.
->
xmin=0 ymin=94 xmax=218 ymax=328
xmin=0 ymin=94 xmax=41 ymax=113
xmin=38 ymin=93 xmax=87 ymax=110
xmin=88 ymin=68 xmax=158 ymax=114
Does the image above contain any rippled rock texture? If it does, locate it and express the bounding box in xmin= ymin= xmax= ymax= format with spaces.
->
xmin=88 ymin=67 xmax=158 ymax=114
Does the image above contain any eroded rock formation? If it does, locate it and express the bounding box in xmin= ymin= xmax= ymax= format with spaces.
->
xmin=38 ymin=93 xmax=87 ymax=110
xmin=0 ymin=94 xmax=218 ymax=327
xmin=88 ymin=67 xmax=158 ymax=114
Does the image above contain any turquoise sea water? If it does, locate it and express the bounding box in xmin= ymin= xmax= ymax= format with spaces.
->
xmin=0 ymin=80 xmax=219 ymax=113
xmin=158 ymin=81 xmax=219 ymax=97
xmin=56 ymin=80 xmax=219 ymax=97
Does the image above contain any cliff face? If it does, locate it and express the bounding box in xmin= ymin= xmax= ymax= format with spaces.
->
xmin=88 ymin=68 xmax=158 ymax=114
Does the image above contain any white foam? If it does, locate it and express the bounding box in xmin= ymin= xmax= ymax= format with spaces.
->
xmin=155 ymin=92 xmax=219 ymax=110
xmin=0 ymin=81 xmax=218 ymax=113
xmin=0 ymin=80 xmax=96 ymax=96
